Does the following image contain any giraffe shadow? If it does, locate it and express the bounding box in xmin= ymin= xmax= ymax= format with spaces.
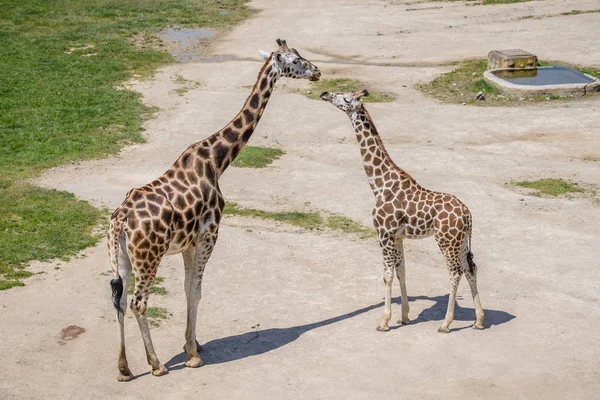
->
xmin=391 ymin=294 xmax=516 ymax=331
xmin=164 ymin=295 xmax=514 ymax=370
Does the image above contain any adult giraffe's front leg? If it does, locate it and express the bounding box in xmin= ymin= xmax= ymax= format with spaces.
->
xmin=183 ymin=228 xmax=218 ymax=368
xmin=376 ymin=233 xmax=399 ymax=332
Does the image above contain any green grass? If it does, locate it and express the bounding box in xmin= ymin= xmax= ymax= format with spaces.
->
xmin=146 ymin=306 xmax=170 ymax=327
xmin=0 ymin=0 xmax=250 ymax=289
xmin=480 ymin=0 xmax=534 ymax=4
xmin=418 ymin=58 xmax=600 ymax=106
xmin=304 ymin=78 xmax=395 ymax=103
xmin=514 ymin=179 xmax=584 ymax=197
xmin=560 ymin=9 xmax=600 ymax=16
xmin=231 ymin=146 xmax=285 ymax=168
xmin=417 ymin=59 xmax=499 ymax=105
xmin=0 ymin=184 xmax=104 ymax=289
xmin=325 ymin=215 xmax=377 ymax=239
xmin=128 ymin=275 xmax=168 ymax=295
xmin=224 ymin=202 xmax=323 ymax=230
xmin=224 ymin=202 xmax=377 ymax=238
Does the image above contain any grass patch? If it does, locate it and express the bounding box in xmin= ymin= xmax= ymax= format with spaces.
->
xmin=146 ymin=306 xmax=170 ymax=327
xmin=418 ymin=58 xmax=599 ymax=106
xmin=561 ymin=9 xmax=600 ymax=16
xmin=225 ymin=202 xmax=377 ymax=238
xmin=224 ymin=202 xmax=323 ymax=229
xmin=325 ymin=215 xmax=376 ymax=239
xmin=128 ymin=275 xmax=168 ymax=295
xmin=480 ymin=0 xmax=534 ymax=4
xmin=417 ymin=59 xmax=499 ymax=105
xmin=0 ymin=0 xmax=250 ymax=289
xmin=513 ymin=179 xmax=584 ymax=197
xmin=304 ymin=78 xmax=395 ymax=103
xmin=0 ymin=183 xmax=104 ymax=289
xmin=231 ymin=146 xmax=285 ymax=168
xmin=0 ymin=280 xmax=25 ymax=290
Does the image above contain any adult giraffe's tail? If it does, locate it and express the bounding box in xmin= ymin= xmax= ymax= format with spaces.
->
xmin=108 ymin=209 xmax=126 ymax=316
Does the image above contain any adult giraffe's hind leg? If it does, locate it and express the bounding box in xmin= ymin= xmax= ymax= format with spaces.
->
xmin=394 ymin=239 xmax=410 ymax=325
xmin=114 ymin=249 xmax=134 ymax=381
xmin=130 ymin=257 xmax=168 ymax=377
xmin=183 ymin=229 xmax=218 ymax=368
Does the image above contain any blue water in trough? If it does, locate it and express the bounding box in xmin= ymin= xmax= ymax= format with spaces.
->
xmin=492 ymin=67 xmax=594 ymax=86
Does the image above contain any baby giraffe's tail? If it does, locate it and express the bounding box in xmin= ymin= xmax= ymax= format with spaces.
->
xmin=466 ymin=220 xmax=477 ymax=275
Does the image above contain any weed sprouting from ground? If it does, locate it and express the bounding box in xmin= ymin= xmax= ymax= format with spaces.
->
xmin=231 ymin=146 xmax=285 ymax=168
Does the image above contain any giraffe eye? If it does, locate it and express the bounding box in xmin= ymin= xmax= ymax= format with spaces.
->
xmin=292 ymin=58 xmax=300 ymax=65
xmin=344 ymin=98 xmax=351 ymax=104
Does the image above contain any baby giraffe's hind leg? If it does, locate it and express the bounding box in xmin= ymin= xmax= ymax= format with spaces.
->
xmin=394 ymin=239 xmax=410 ymax=325
xmin=463 ymin=253 xmax=485 ymax=330
xmin=438 ymin=247 xmax=463 ymax=334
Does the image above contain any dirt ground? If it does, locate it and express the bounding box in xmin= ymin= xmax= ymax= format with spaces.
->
xmin=2 ymin=0 xmax=600 ymax=398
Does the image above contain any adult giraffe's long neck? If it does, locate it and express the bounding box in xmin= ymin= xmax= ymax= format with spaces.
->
xmin=349 ymin=107 xmax=412 ymax=194
xmin=204 ymin=55 xmax=281 ymax=177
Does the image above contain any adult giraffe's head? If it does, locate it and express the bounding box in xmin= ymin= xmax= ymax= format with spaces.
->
xmin=320 ymin=89 xmax=369 ymax=113
xmin=259 ymin=39 xmax=321 ymax=81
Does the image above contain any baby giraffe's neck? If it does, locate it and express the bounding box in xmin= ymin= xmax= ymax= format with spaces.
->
xmin=349 ymin=107 xmax=412 ymax=194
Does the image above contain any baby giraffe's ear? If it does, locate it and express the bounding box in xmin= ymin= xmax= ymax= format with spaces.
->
xmin=258 ymin=50 xmax=270 ymax=60
xmin=354 ymin=89 xmax=369 ymax=99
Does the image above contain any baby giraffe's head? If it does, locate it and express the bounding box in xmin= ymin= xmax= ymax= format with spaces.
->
xmin=320 ymin=90 xmax=369 ymax=113
xmin=259 ymin=39 xmax=321 ymax=82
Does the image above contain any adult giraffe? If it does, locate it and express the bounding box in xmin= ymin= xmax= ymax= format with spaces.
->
xmin=108 ymin=39 xmax=320 ymax=381
xmin=320 ymin=90 xmax=484 ymax=334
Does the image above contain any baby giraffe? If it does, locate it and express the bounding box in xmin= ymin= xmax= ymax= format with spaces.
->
xmin=320 ymin=90 xmax=484 ymax=333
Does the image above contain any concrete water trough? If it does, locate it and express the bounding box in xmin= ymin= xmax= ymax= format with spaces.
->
xmin=484 ymin=67 xmax=600 ymax=96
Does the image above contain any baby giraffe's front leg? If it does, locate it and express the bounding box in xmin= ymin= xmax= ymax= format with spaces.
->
xmin=376 ymin=234 xmax=400 ymax=332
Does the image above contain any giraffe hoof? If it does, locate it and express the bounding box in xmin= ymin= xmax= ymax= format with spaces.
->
xmin=185 ymin=356 xmax=205 ymax=368
xmin=117 ymin=371 xmax=134 ymax=382
xmin=376 ymin=326 xmax=390 ymax=332
xmin=151 ymin=365 xmax=169 ymax=377
xmin=472 ymin=324 xmax=485 ymax=331
xmin=437 ymin=327 xmax=451 ymax=334
xmin=397 ymin=318 xmax=410 ymax=325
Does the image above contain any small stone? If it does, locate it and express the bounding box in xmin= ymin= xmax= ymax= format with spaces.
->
xmin=519 ymin=198 xmax=525 ymax=201
xmin=452 ymin=83 xmax=457 ymax=86
xmin=476 ymin=91 xmax=486 ymax=101
xmin=519 ymin=97 xmax=525 ymax=101
xmin=305 ymin=91 xmax=312 ymax=94
xmin=462 ymin=102 xmax=466 ymax=105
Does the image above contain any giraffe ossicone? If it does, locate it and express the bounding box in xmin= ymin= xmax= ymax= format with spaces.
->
xmin=107 ymin=39 xmax=320 ymax=382
xmin=321 ymin=90 xmax=485 ymax=333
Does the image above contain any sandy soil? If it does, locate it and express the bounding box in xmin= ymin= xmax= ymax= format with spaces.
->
xmin=2 ymin=0 xmax=600 ymax=398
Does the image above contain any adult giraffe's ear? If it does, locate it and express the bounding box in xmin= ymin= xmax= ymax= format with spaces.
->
xmin=258 ymin=50 xmax=270 ymax=60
